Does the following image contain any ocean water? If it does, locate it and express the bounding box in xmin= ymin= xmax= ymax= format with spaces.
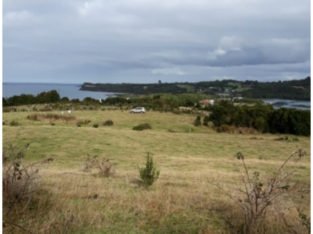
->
xmin=3 ymin=83 xmax=117 ymax=100
xmin=262 ymin=99 xmax=310 ymax=110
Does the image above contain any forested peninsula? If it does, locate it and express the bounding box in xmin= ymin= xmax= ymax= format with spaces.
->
xmin=81 ymin=77 xmax=310 ymax=100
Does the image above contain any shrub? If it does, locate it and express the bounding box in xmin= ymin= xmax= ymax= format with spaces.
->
xmin=168 ymin=129 xmax=177 ymax=133
xmin=27 ymin=113 xmax=75 ymax=122
xmin=9 ymin=120 xmax=19 ymax=126
xmin=193 ymin=116 xmax=201 ymax=126
xmin=97 ymin=159 xmax=115 ymax=177
xmin=93 ymin=123 xmax=99 ymax=128
xmin=4 ymin=145 xmax=39 ymax=210
xmin=275 ymin=136 xmax=299 ymax=142
xmin=27 ymin=114 xmax=39 ymax=121
xmin=3 ymin=144 xmax=54 ymax=232
xmin=133 ymin=123 xmax=152 ymax=131
xmin=76 ymin=119 xmax=91 ymax=127
xmin=215 ymin=125 xmax=257 ymax=134
xmin=103 ymin=120 xmax=114 ymax=126
xmin=82 ymin=155 xmax=115 ymax=177
xmin=215 ymin=124 xmax=236 ymax=133
xmin=216 ymin=149 xmax=307 ymax=234
xmin=139 ymin=153 xmax=160 ymax=187
xmin=203 ymin=116 xmax=210 ymax=126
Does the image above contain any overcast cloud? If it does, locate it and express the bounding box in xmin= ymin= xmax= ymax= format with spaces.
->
xmin=4 ymin=0 xmax=310 ymax=83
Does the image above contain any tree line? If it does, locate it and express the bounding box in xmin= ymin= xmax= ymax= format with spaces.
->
xmin=3 ymin=91 xmax=208 ymax=111
xmin=3 ymin=90 xmax=61 ymax=106
xmin=81 ymin=77 xmax=310 ymax=100
xmin=208 ymin=101 xmax=310 ymax=136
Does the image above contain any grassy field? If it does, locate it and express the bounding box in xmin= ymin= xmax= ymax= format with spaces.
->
xmin=3 ymin=109 xmax=310 ymax=233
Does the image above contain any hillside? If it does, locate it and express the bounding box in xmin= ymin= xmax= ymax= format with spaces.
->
xmin=80 ymin=77 xmax=310 ymax=100
xmin=3 ymin=108 xmax=310 ymax=233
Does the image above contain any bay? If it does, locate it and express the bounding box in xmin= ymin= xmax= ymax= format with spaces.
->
xmin=3 ymin=83 xmax=117 ymax=100
xmin=262 ymin=99 xmax=310 ymax=110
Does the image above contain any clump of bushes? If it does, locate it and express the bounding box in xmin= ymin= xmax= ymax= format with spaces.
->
xmin=168 ymin=129 xmax=177 ymax=133
xmin=27 ymin=113 xmax=75 ymax=122
xmin=9 ymin=120 xmax=19 ymax=126
xmin=193 ymin=116 xmax=201 ymax=126
xmin=215 ymin=149 xmax=308 ymax=234
xmin=103 ymin=120 xmax=114 ymax=126
xmin=203 ymin=116 xmax=210 ymax=126
xmin=275 ymin=136 xmax=299 ymax=142
xmin=139 ymin=153 xmax=160 ymax=187
xmin=27 ymin=114 xmax=39 ymax=121
xmin=82 ymin=155 xmax=115 ymax=177
xmin=215 ymin=125 xmax=257 ymax=134
xmin=76 ymin=119 xmax=91 ymax=127
xmin=3 ymin=144 xmax=54 ymax=233
xmin=209 ymin=101 xmax=310 ymax=136
xmin=3 ymin=107 xmax=17 ymax=112
xmin=133 ymin=123 xmax=152 ymax=131
xmin=93 ymin=123 xmax=99 ymax=128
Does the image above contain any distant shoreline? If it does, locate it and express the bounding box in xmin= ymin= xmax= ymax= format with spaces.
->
xmin=80 ymin=77 xmax=310 ymax=101
xmin=3 ymin=82 xmax=118 ymax=100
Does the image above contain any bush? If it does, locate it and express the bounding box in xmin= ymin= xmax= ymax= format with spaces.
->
xmin=93 ymin=123 xmax=99 ymax=128
xmin=139 ymin=153 xmax=160 ymax=187
xmin=133 ymin=123 xmax=152 ymax=131
xmin=27 ymin=114 xmax=39 ymax=121
xmin=3 ymin=144 xmax=54 ymax=232
xmin=203 ymin=116 xmax=210 ymax=126
xmin=97 ymin=159 xmax=114 ymax=177
xmin=275 ymin=136 xmax=299 ymax=142
xmin=4 ymin=146 xmax=38 ymax=210
xmin=215 ymin=150 xmax=307 ymax=234
xmin=193 ymin=116 xmax=201 ymax=126
xmin=82 ymin=155 xmax=115 ymax=177
xmin=76 ymin=119 xmax=91 ymax=127
xmin=103 ymin=120 xmax=114 ymax=126
xmin=27 ymin=113 xmax=75 ymax=122
xmin=9 ymin=120 xmax=19 ymax=126
xmin=215 ymin=125 xmax=257 ymax=134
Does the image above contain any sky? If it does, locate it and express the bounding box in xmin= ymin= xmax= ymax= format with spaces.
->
xmin=3 ymin=0 xmax=310 ymax=84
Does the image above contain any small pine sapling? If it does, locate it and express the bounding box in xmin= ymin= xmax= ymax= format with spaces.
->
xmin=139 ymin=153 xmax=160 ymax=187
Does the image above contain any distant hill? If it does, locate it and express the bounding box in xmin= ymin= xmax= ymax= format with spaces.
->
xmin=80 ymin=77 xmax=310 ymax=100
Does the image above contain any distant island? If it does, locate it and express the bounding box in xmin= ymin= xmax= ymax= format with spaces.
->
xmin=80 ymin=77 xmax=310 ymax=101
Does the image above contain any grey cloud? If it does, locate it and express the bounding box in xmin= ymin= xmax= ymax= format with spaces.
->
xmin=4 ymin=0 xmax=310 ymax=83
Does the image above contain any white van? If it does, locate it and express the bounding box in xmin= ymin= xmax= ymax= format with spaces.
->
xmin=129 ymin=107 xmax=146 ymax=113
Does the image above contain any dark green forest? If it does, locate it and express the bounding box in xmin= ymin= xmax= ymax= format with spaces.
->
xmin=3 ymin=90 xmax=61 ymax=106
xmin=208 ymin=101 xmax=310 ymax=136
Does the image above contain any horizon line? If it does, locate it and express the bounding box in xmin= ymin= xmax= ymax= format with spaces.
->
xmin=3 ymin=76 xmax=310 ymax=85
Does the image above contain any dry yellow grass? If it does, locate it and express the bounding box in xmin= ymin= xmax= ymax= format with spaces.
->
xmin=3 ymin=110 xmax=310 ymax=233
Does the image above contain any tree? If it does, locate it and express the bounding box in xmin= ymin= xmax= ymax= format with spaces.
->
xmin=139 ymin=153 xmax=160 ymax=187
